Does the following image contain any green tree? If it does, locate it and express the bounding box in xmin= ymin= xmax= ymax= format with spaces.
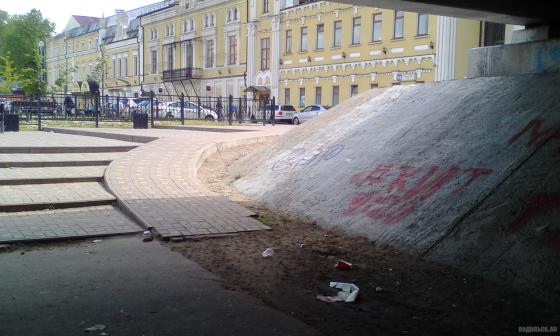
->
xmin=0 ymin=9 xmax=54 ymax=95
xmin=0 ymin=54 xmax=22 ymax=93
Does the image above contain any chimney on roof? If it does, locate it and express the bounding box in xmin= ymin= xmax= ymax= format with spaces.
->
xmin=115 ymin=9 xmax=130 ymax=29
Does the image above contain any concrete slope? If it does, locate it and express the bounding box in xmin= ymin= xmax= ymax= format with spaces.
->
xmin=233 ymin=73 xmax=560 ymax=301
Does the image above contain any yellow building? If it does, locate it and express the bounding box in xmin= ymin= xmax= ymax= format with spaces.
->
xmin=47 ymin=0 xmax=486 ymax=108
xmin=249 ymin=1 xmax=482 ymax=107
xmin=46 ymin=3 xmax=168 ymax=96
xmin=139 ymin=0 xmax=248 ymax=99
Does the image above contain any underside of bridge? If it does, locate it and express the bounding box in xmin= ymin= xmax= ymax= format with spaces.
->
xmin=328 ymin=0 xmax=556 ymax=26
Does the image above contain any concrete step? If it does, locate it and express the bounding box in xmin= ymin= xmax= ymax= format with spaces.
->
xmin=0 ymin=205 xmax=142 ymax=244
xmin=0 ymin=166 xmax=106 ymax=185
xmin=0 ymin=153 xmax=123 ymax=168
xmin=0 ymin=146 xmax=137 ymax=154
xmin=0 ymin=182 xmax=116 ymax=212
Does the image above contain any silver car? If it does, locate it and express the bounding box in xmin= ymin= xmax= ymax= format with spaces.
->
xmin=292 ymin=105 xmax=328 ymax=125
xmin=161 ymin=101 xmax=218 ymax=120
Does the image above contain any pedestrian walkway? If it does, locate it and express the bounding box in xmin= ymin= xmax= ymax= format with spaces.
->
xmin=0 ymin=132 xmax=143 ymax=243
xmin=0 ymin=206 xmax=140 ymax=243
xmin=45 ymin=126 xmax=291 ymax=239
xmin=0 ymin=166 xmax=105 ymax=184
xmin=0 ymin=152 xmax=123 ymax=168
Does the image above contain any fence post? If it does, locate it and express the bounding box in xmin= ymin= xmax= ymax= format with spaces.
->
xmin=262 ymin=97 xmax=266 ymax=126
xmin=150 ymin=93 xmax=154 ymax=128
xmin=197 ymin=96 xmax=201 ymax=120
xmin=238 ymin=97 xmax=242 ymax=124
xmin=228 ymin=94 xmax=233 ymax=126
xmin=271 ymin=96 xmax=276 ymax=126
xmin=180 ymin=93 xmax=185 ymax=125
xmin=116 ymin=96 xmax=120 ymax=119
xmin=37 ymin=96 xmax=42 ymax=131
xmin=95 ymin=93 xmax=99 ymax=128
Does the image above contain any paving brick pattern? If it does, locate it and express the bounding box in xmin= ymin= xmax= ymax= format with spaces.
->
xmin=106 ymin=139 xmax=269 ymax=238
xmin=0 ymin=166 xmax=105 ymax=183
xmin=0 ymin=182 xmax=115 ymax=209
xmin=0 ymin=205 xmax=141 ymax=243
xmin=96 ymin=127 xmax=293 ymax=238
xmin=0 ymin=153 xmax=124 ymax=167
xmin=0 ymin=132 xmax=139 ymax=149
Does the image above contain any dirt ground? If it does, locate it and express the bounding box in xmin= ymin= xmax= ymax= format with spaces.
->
xmin=169 ymin=143 xmax=558 ymax=336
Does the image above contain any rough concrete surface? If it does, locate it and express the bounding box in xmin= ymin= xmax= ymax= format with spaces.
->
xmin=0 ymin=236 xmax=321 ymax=336
xmin=233 ymin=73 xmax=560 ymax=303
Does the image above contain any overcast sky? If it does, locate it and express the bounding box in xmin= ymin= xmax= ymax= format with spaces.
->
xmin=0 ymin=0 xmax=159 ymax=33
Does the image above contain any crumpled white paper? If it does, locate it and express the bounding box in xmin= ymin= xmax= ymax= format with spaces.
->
xmin=316 ymin=282 xmax=359 ymax=303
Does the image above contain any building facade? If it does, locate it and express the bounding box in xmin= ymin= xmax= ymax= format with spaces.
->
xmin=47 ymin=0 xmax=487 ymax=108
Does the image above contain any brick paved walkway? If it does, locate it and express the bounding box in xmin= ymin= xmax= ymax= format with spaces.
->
xmin=0 ymin=182 xmax=115 ymax=211
xmin=47 ymin=126 xmax=291 ymax=238
xmin=0 ymin=153 xmax=124 ymax=167
xmin=0 ymin=166 xmax=105 ymax=184
xmin=0 ymin=205 xmax=141 ymax=243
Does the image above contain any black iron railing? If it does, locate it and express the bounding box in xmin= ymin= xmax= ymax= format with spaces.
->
xmin=162 ymin=67 xmax=202 ymax=81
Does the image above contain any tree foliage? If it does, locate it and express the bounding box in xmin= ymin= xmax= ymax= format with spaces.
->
xmin=0 ymin=9 xmax=54 ymax=95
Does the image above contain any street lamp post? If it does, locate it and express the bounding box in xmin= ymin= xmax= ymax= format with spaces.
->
xmin=38 ymin=41 xmax=45 ymax=130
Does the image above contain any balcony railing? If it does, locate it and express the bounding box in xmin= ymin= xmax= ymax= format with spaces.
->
xmin=162 ymin=67 xmax=202 ymax=81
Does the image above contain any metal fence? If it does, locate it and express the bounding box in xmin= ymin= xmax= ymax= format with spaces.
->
xmin=0 ymin=93 xmax=281 ymax=131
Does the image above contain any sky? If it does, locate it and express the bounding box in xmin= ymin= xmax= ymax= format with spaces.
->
xmin=0 ymin=0 xmax=160 ymax=33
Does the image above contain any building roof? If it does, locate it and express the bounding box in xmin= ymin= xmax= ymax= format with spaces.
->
xmin=72 ymin=15 xmax=99 ymax=26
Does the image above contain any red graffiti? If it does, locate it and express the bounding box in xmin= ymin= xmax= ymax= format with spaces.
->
xmin=345 ymin=164 xmax=494 ymax=225
xmin=508 ymin=194 xmax=560 ymax=232
xmin=509 ymin=118 xmax=560 ymax=148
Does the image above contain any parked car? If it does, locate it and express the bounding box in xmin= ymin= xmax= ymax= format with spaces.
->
xmin=292 ymin=105 xmax=328 ymax=125
xmin=119 ymin=98 xmax=139 ymax=113
xmin=263 ymin=104 xmax=297 ymax=123
xmin=160 ymin=101 xmax=218 ymax=120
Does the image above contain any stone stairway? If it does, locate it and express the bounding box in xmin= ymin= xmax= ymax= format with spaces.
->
xmin=0 ymin=132 xmax=143 ymax=244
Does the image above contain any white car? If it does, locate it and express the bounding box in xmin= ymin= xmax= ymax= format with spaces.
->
xmin=161 ymin=101 xmax=218 ymax=120
xmin=292 ymin=105 xmax=328 ymax=125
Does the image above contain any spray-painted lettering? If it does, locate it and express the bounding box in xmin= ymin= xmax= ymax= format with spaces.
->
xmin=509 ymin=118 xmax=560 ymax=148
xmin=270 ymin=144 xmax=345 ymax=171
xmin=345 ymin=164 xmax=493 ymax=225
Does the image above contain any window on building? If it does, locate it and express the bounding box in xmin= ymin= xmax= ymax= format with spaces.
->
xmin=350 ymin=84 xmax=359 ymax=97
xmin=284 ymin=88 xmax=290 ymax=105
xmin=263 ymin=0 xmax=269 ymax=13
xmin=372 ymin=13 xmax=382 ymax=42
xmin=166 ymin=24 xmax=171 ymax=36
xmin=352 ymin=17 xmax=361 ymax=45
xmin=112 ymin=59 xmax=116 ymax=78
xmin=260 ymin=38 xmax=270 ymax=70
xmin=123 ymin=56 xmax=128 ymax=77
xmin=133 ymin=55 xmax=138 ymax=76
xmin=483 ymin=22 xmax=505 ymax=46
xmin=205 ymin=39 xmax=214 ymax=67
xmin=332 ymin=86 xmax=339 ymax=106
xmin=151 ymin=50 xmax=157 ymax=74
xmin=315 ymin=87 xmax=322 ymax=105
xmin=233 ymin=8 xmax=238 ymax=20
xmin=88 ymin=40 xmax=92 ymax=50
xmin=299 ymin=87 xmax=305 ymax=107
xmin=300 ymin=27 xmax=308 ymax=52
xmin=186 ymin=41 xmax=193 ymax=67
xmin=285 ymin=30 xmax=292 ymax=54
xmin=370 ymin=83 xmax=379 ymax=89
xmin=394 ymin=10 xmax=404 ymax=39
xmin=316 ymin=24 xmax=324 ymax=49
xmin=417 ymin=14 xmax=428 ymax=36
xmin=228 ymin=35 xmax=238 ymax=65
xmin=165 ymin=45 xmax=174 ymax=71
xmin=333 ymin=21 xmax=342 ymax=48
